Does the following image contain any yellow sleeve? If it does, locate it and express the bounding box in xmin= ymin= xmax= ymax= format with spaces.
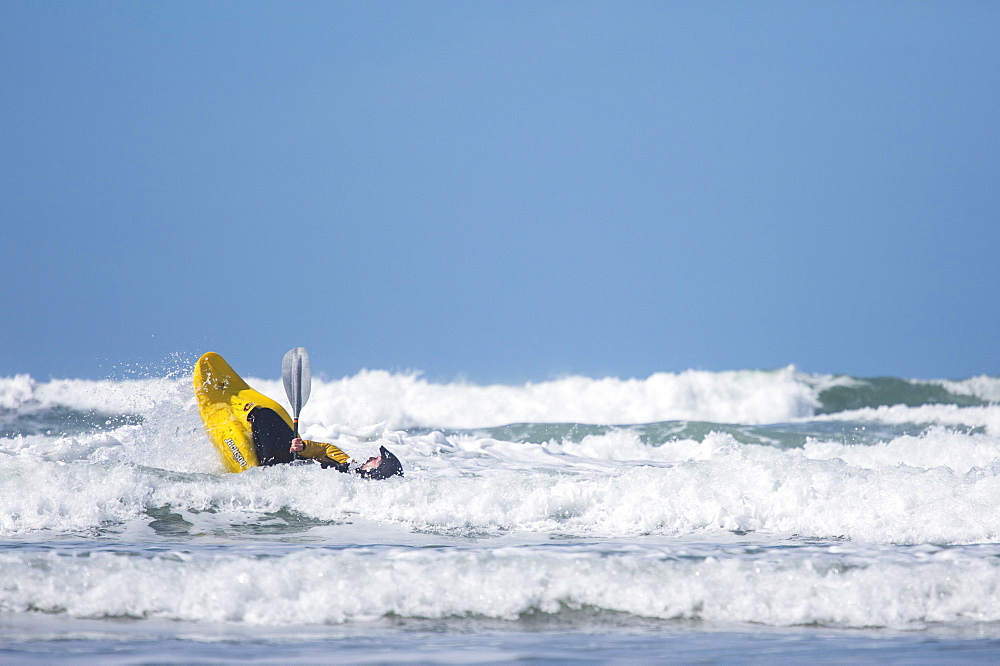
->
xmin=299 ymin=439 xmax=351 ymax=466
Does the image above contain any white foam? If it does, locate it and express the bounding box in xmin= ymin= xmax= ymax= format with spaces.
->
xmin=249 ymin=366 xmax=819 ymax=430
xmin=4 ymin=367 xmax=999 ymax=640
xmin=7 ymin=369 xmax=999 ymax=432
xmin=801 ymin=426 xmax=1000 ymax=473
xmin=937 ymin=375 xmax=1000 ymax=403
xmin=1 ymin=543 xmax=998 ymax=629
xmin=3 ymin=424 xmax=1000 ymax=544
xmin=812 ymin=404 xmax=1000 ymax=436
xmin=0 ymin=375 xmax=189 ymax=417
xmin=0 ymin=455 xmax=153 ymax=534
xmin=3 ymin=369 xmax=1000 ymax=545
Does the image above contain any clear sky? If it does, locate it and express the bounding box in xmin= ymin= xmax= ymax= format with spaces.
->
xmin=2 ymin=1 xmax=998 ymax=383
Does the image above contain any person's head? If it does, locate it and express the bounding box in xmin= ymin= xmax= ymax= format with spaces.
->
xmin=357 ymin=446 xmax=403 ymax=480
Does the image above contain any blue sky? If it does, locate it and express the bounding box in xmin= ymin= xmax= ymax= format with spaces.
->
xmin=2 ymin=1 xmax=998 ymax=383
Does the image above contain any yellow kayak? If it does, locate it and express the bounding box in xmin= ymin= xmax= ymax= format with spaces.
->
xmin=192 ymin=352 xmax=294 ymax=472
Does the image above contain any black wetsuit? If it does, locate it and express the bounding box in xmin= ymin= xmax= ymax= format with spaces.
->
xmin=247 ymin=407 xmax=351 ymax=471
xmin=247 ymin=407 xmax=296 ymax=466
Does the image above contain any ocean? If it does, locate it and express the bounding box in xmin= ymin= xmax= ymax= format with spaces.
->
xmin=2 ymin=362 xmax=1000 ymax=663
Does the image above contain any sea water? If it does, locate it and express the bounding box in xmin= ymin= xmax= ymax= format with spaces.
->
xmin=2 ymin=363 xmax=1000 ymax=662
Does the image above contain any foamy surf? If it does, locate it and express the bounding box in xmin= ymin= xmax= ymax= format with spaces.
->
xmin=1 ymin=366 xmax=999 ymax=657
xmin=1 ymin=541 xmax=997 ymax=629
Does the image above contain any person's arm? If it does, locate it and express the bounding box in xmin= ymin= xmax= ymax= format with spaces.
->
xmin=290 ymin=437 xmax=352 ymax=470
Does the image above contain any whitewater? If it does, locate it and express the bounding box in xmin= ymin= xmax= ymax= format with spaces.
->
xmin=2 ymin=361 xmax=1000 ymax=662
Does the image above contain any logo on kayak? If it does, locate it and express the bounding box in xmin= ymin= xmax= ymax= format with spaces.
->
xmin=225 ymin=438 xmax=247 ymax=468
xmin=243 ymin=402 xmax=255 ymax=412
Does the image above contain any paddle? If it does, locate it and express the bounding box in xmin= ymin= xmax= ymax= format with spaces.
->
xmin=282 ymin=347 xmax=312 ymax=457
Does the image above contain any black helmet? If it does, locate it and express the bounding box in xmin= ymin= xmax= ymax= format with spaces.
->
xmin=360 ymin=446 xmax=404 ymax=480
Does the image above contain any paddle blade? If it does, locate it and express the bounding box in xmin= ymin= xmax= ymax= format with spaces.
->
xmin=281 ymin=347 xmax=311 ymax=417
